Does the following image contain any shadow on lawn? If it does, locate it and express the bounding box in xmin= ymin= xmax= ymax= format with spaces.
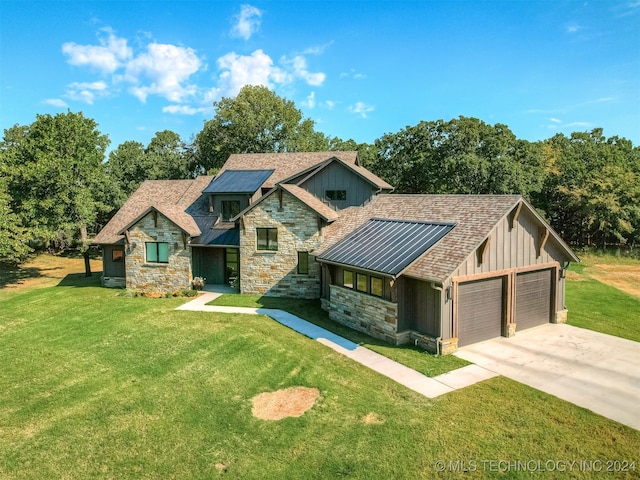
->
xmin=0 ymin=262 xmax=44 ymax=288
xmin=56 ymin=273 xmax=103 ymax=288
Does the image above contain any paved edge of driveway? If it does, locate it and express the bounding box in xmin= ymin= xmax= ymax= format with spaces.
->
xmin=176 ymin=291 xmax=498 ymax=399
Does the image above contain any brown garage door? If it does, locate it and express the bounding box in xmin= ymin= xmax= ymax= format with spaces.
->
xmin=457 ymin=277 xmax=505 ymax=347
xmin=516 ymin=269 xmax=552 ymax=331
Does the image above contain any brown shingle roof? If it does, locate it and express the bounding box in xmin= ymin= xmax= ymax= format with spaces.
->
xmin=93 ymin=176 xmax=213 ymax=244
xmin=314 ymin=194 xmax=524 ymax=282
xmin=218 ymin=152 xmax=359 ymax=188
xmin=279 ymin=184 xmax=340 ymax=222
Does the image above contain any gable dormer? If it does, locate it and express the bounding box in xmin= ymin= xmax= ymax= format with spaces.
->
xmin=202 ymin=169 xmax=274 ymax=221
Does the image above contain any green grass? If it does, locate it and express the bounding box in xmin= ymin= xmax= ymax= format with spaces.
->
xmin=566 ymin=279 xmax=640 ymax=342
xmin=1 ymin=272 xmax=639 ymax=478
xmin=209 ymin=294 xmax=468 ymax=377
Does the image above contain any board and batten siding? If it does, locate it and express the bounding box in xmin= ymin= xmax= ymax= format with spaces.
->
xmin=298 ymin=161 xmax=377 ymax=209
xmin=442 ymin=206 xmax=572 ymax=340
xmin=396 ymin=277 xmax=441 ymax=337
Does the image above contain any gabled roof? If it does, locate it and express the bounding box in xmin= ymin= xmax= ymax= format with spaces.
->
xmin=232 ymin=183 xmax=341 ymax=223
xmin=279 ymin=184 xmax=340 ymax=222
xmin=316 ymin=218 xmax=455 ymax=276
xmin=218 ymin=152 xmax=359 ymax=188
xmin=117 ymin=204 xmax=201 ymax=237
xmin=93 ymin=176 xmax=213 ymax=244
xmin=314 ymin=194 xmax=578 ymax=282
xmin=283 ymin=156 xmax=394 ymax=191
xmin=203 ymin=169 xmax=274 ymax=194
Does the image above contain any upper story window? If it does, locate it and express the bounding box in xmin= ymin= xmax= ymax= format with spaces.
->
xmin=325 ymin=190 xmax=347 ymax=201
xmin=222 ymin=200 xmax=241 ymax=221
xmin=256 ymin=228 xmax=278 ymax=251
xmin=146 ymin=242 xmax=169 ymax=263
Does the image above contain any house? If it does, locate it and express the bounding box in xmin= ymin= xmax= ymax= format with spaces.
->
xmin=94 ymin=151 xmax=578 ymax=354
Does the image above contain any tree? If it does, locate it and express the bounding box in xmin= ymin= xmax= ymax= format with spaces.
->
xmin=1 ymin=111 xmax=111 ymax=272
xmin=193 ymin=85 xmax=330 ymax=174
xmin=371 ymin=117 xmax=544 ymax=197
xmin=104 ymin=140 xmax=147 ymax=199
xmin=0 ymin=176 xmax=31 ymax=263
xmin=535 ymin=130 xmax=640 ymax=247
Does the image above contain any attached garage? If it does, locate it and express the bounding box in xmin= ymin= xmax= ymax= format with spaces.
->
xmin=515 ymin=269 xmax=553 ymax=331
xmin=457 ymin=276 xmax=505 ymax=347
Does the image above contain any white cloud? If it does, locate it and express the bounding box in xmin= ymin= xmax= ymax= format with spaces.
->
xmin=66 ymin=81 xmax=108 ymax=104
xmin=230 ymin=4 xmax=262 ymax=40
xmin=286 ymin=55 xmax=325 ymax=86
xmin=162 ymin=105 xmax=210 ymax=115
xmin=125 ymin=43 xmax=201 ymax=102
xmin=62 ymin=31 xmax=131 ymax=73
xmin=209 ymin=49 xmax=286 ymax=99
xmin=340 ymin=69 xmax=366 ymax=80
xmin=349 ymin=101 xmax=374 ymax=118
xmin=301 ymin=91 xmax=316 ymax=108
xmin=549 ymin=117 xmax=562 ymax=123
xmin=43 ymin=98 xmax=68 ymax=108
xmin=302 ymin=42 xmax=334 ymax=55
xmin=566 ymin=24 xmax=582 ymax=33
xmin=325 ymin=100 xmax=335 ymax=110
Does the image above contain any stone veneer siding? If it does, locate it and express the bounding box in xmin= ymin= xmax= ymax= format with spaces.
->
xmin=325 ymin=285 xmax=400 ymax=344
xmin=125 ymin=212 xmax=192 ymax=292
xmin=240 ymin=191 xmax=323 ymax=298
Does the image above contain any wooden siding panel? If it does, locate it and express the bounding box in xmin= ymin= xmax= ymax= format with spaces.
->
xmin=299 ymin=162 xmax=376 ymax=209
xmin=102 ymin=245 xmax=125 ymax=277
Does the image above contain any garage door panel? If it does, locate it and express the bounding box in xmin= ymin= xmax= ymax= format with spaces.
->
xmin=516 ymin=269 xmax=552 ymax=331
xmin=458 ymin=277 xmax=504 ymax=347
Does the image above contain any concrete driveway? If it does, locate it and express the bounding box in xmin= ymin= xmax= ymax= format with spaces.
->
xmin=455 ymin=323 xmax=640 ymax=430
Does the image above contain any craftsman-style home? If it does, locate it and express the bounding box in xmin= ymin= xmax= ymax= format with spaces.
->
xmin=94 ymin=151 xmax=578 ymax=353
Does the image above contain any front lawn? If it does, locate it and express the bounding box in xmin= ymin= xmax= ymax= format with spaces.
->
xmin=1 ymin=270 xmax=638 ymax=479
xmin=209 ymin=294 xmax=469 ymax=377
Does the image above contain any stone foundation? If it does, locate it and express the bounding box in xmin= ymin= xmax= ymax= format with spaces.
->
xmin=328 ymin=285 xmax=399 ymax=344
xmin=505 ymin=323 xmax=517 ymax=337
xmin=554 ymin=309 xmax=568 ymax=324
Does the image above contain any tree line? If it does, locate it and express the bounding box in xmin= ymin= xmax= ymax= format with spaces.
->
xmin=1 ymin=85 xmax=638 ymax=264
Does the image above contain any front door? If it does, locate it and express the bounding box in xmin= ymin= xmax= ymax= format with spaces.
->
xmin=225 ymin=248 xmax=239 ymax=288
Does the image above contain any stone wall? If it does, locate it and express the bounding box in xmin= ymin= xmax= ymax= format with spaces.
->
xmin=125 ymin=212 xmax=192 ymax=292
xmin=326 ymin=285 xmax=400 ymax=344
xmin=240 ymin=190 xmax=323 ymax=298
xmin=102 ymin=276 xmax=126 ymax=288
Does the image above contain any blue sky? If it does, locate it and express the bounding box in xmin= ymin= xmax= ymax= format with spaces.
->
xmin=1 ymin=1 xmax=639 ymax=152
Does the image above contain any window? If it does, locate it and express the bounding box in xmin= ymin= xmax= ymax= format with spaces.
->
xmin=343 ymin=270 xmax=353 ymax=288
xmin=298 ymin=251 xmax=309 ymax=274
xmin=145 ymin=242 xmax=169 ymax=263
xmin=325 ymin=190 xmax=347 ymax=201
xmin=112 ymin=249 xmax=124 ymax=262
xmin=370 ymin=276 xmax=383 ymax=297
xmin=221 ymin=200 xmax=241 ymax=221
xmin=356 ymin=273 xmax=368 ymax=293
xmin=256 ymin=228 xmax=278 ymax=251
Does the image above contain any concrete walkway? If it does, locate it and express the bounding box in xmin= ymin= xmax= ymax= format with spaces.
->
xmin=455 ymin=323 xmax=640 ymax=431
xmin=176 ymin=288 xmax=498 ymax=399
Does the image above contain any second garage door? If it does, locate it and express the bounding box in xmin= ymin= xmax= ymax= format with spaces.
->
xmin=457 ymin=277 xmax=505 ymax=346
xmin=516 ymin=269 xmax=552 ymax=331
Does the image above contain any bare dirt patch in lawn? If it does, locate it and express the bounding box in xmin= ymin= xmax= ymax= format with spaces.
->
xmin=589 ymin=263 xmax=640 ymax=298
xmin=1 ymin=254 xmax=102 ymax=289
xmin=361 ymin=412 xmax=385 ymax=425
xmin=251 ymin=387 xmax=319 ymax=421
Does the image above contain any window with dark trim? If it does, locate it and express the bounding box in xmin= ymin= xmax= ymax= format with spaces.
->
xmin=343 ymin=270 xmax=353 ymax=288
xmin=256 ymin=228 xmax=278 ymax=251
xmin=297 ymin=251 xmax=309 ymax=274
xmin=356 ymin=273 xmax=368 ymax=293
xmin=325 ymin=190 xmax=347 ymax=201
xmin=221 ymin=200 xmax=241 ymax=221
xmin=112 ymin=249 xmax=124 ymax=262
xmin=145 ymin=242 xmax=169 ymax=263
xmin=370 ymin=276 xmax=383 ymax=297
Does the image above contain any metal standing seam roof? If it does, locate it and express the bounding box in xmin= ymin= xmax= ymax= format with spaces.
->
xmin=316 ymin=218 xmax=456 ymax=277
xmin=203 ymin=169 xmax=274 ymax=194
xmin=190 ymin=216 xmax=240 ymax=246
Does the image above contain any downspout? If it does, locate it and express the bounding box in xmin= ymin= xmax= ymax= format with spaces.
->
xmin=431 ymin=283 xmax=443 ymax=357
